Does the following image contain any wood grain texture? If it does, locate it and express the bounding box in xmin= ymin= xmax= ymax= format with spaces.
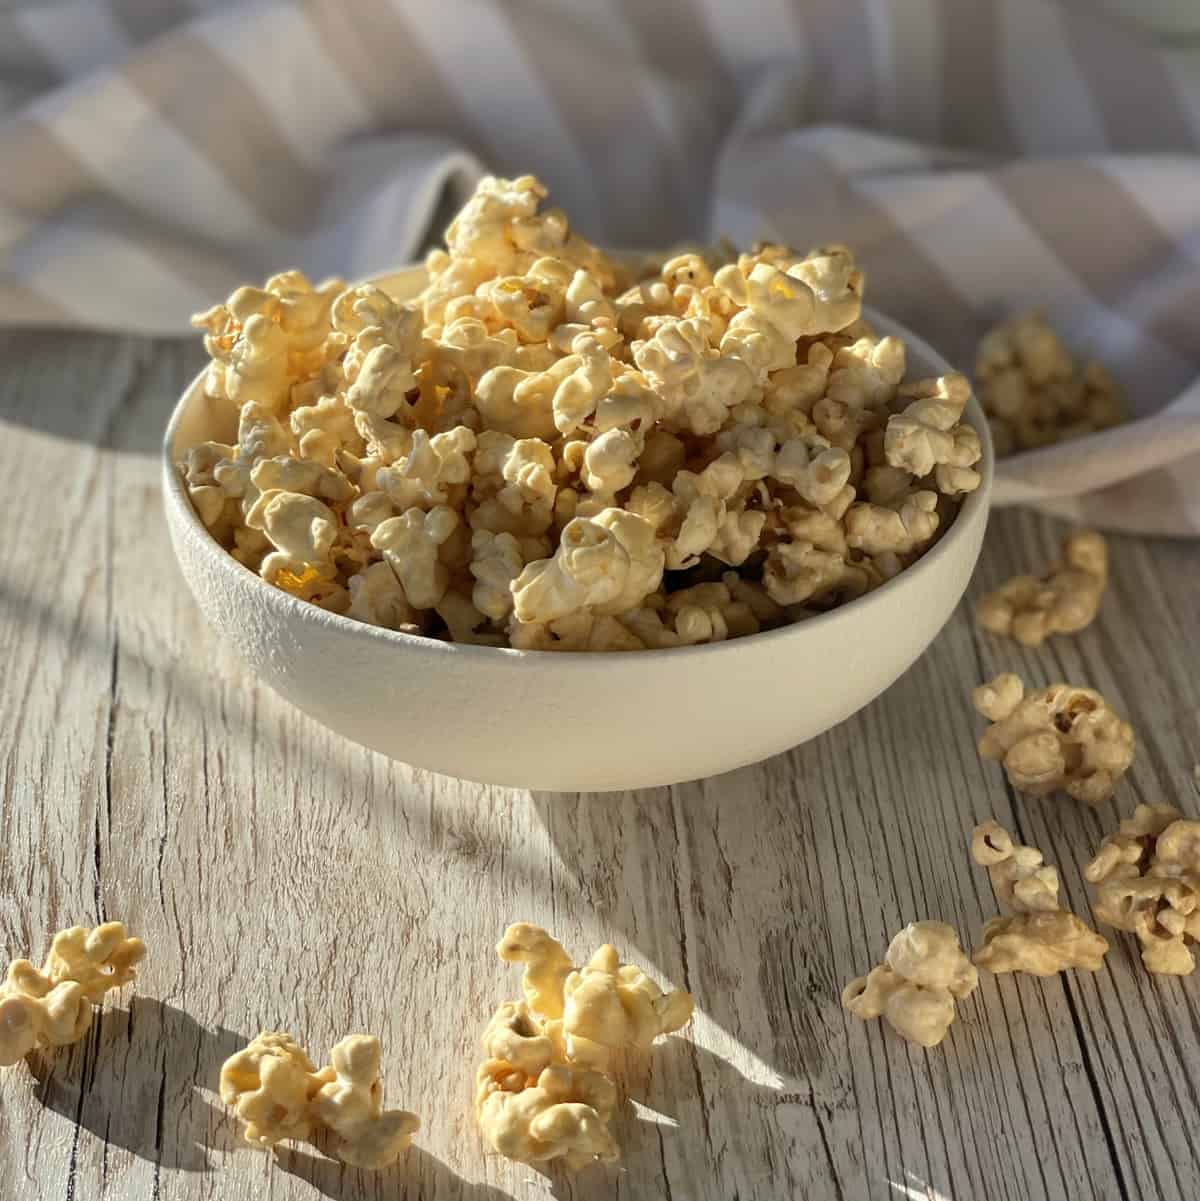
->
xmin=0 ymin=329 xmax=1197 ymax=1201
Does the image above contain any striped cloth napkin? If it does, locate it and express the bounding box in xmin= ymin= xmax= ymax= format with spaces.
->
xmin=1 ymin=0 xmax=1198 ymax=534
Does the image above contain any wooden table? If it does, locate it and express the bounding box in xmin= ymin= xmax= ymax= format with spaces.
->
xmin=2 ymin=329 xmax=1198 ymax=1201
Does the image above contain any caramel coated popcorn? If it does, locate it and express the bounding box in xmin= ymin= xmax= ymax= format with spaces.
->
xmin=976 ymin=530 xmax=1107 ymax=647
xmin=842 ymin=921 xmax=978 ymax=1048
xmin=970 ymin=820 xmax=1108 ymax=975
xmin=478 ymin=923 xmax=692 ymax=1170
xmin=973 ymin=912 xmax=1109 ymax=976
xmin=975 ymin=312 xmax=1125 ymax=455
xmin=0 ymin=923 xmax=145 ymax=1068
xmin=972 ymin=674 xmax=1135 ymax=805
xmin=971 ymin=820 xmax=1061 ymax=914
xmin=182 ymin=174 xmax=981 ymax=650
xmin=1087 ymin=805 xmax=1200 ymax=975
xmin=219 ymin=1031 xmax=419 ymax=1168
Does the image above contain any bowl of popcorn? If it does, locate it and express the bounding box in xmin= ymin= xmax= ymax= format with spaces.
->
xmin=164 ymin=175 xmax=992 ymax=791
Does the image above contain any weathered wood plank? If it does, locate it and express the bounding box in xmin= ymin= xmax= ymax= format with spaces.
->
xmin=0 ymin=330 xmax=1197 ymax=1201
xmin=968 ymin=508 xmax=1200 ymax=1201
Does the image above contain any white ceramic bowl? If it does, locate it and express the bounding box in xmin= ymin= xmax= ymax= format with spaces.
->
xmin=164 ymin=268 xmax=992 ymax=791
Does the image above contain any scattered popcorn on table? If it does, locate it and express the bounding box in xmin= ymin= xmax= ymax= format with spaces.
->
xmin=1086 ymin=805 xmax=1200 ymax=975
xmin=976 ymin=530 xmax=1108 ymax=646
xmin=975 ymin=312 xmax=1125 ymax=455
xmin=219 ymin=1031 xmax=419 ymax=1168
xmin=180 ymin=174 xmax=981 ymax=649
xmin=969 ymin=820 xmax=1108 ymax=975
xmin=0 ymin=923 xmax=145 ymax=1068
xmin=478 ymin=922 xmax=692 ymax=1170
xmin=972 ymin=673 xmax=1135 ymax=805
xmin=842 ymin=921 xmax=978 ymax=1048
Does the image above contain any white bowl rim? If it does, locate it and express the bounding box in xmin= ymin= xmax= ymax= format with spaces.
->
xmin=163 ymin=297 xmax=993 ymax=667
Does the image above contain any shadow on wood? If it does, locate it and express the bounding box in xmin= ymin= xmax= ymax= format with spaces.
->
xmin=27 ymin=996 xmax=244 ymax=1173
xmin=0 ymin=330 xmax=203 ymax=454
xmin=276 ymin=1142 xmax=517 ymax=1201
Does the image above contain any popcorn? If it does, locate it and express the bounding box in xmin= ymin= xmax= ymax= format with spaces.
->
xmin=635 ymin=318 xmax=754 ymax=435
xmin=246 ymin=490 xmax=339 ymax=582
xmin=511 ymin=612 xmax=648 ymax=652
xmin=193 ymin=271 xmax=343 ymax=414
xmin=511 ymin=509 xmax=662 ymax=624
xmin=764 ymin=538 xmax=857 ymax=606
xmin=844 ymin=488 xmax=939 ymax=556
xmin=969 ymin=820 xmax=1108 ymax=975
xmin=972 ymin=673 xmax=1135 ymax=805
xmin=480 ymin=922 xmax=692 ymax=1168
xmin=220 ymin=1032 xmax=323 ymax=1147
xmin=1 ymin=923 xmax=145 ymax=1068
xmin=376 ymin=426 xmax=476 ymax=510
xmin=496 ymin=923 xmax=575 ymax=1020
xmin=827 ymin=336 xmax=906 ymax=407
xmin=251 ymin=456 xmax=355 ymax=505
xmin=812 ymin=393 xmax=883 ymax=452
xmin=471 ymin=433 xmax=557 ymax=537
xmin=662 ymin=457 xmax=748 ymax=570
xmin=842 ymin=921 xmax=977 ymax=1048
xmin=661 ymin=580 xmax=760 ymax=643
xmin=973 ymin=913 xmax=1109 ymax=976
xmin=475 ymin=357 xmax=574 ymax=440
xmin=472 ymin=257 xmax=572 ymax=342
xmin=476 ymin=1060 xmax=618 ymax=1171
xmin=772 ymin=437 xmax=853 ymax=508
xmin=885 ymin=373 xmax=982 ymax=495
xmin=291 ymin=394 xmax=360 ymax=465
xmin=346 ymin=561 xmax=418 ymax=630
xmin=582 ymin=427 xmax=640 ymax=495
xmin=1085 ymin=804 xmax=1183 ymax=886
xmin=561 ymin=944 xmax=694 ymax=1068
xmin=716 ymin=251 xmax=862 ymax=377
xmin=371 ymin=506 xmax=461 ymax=610
xmin=971 ymin=820 xmax=1060 ymax=914
xmin=182 ymin=174 xmax=981 ymax=650
xmin=315 ymin=1035 xmax=422 ymax=1169
xmin=976 ymin=530 xmax=1107 ymax=647
xmin=436 ymin=590 xmax=501 ymax=646
xmin=1087 ymin=807 xmax=1200 ymax=975
xmin=470 ymin=530 xmax=525 ymax=621
xmin=220 ymin=1031 xmax=419 ymax=1168
xmin=765 ymin=342 xmax=833 ymax=418
xmin=976 ymin=312 xmax=1126 ymax=455
xmin=482 ymin=1000 xmax=563 ymax=1076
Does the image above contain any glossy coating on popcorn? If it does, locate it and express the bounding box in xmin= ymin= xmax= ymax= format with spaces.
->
xmin=969 ymin=820 xmax=1108 ymax=975
xmin=973 ymin=912 xmax=1109 ymax=975
xmin=971 ymin=820 xmax=1060 ymax=913
xmin=562 ymin=944 xmax=694 ymax=1068
xmin=972 ymin=673 xmax=1135 ymax=805
xmin=842 ymin=921 xmax=977 ymax=1048
xmin=0 ymin=922 xmax=145 ymax=1068
xmin=475 ymin=1059 xmax=618 ymax=1171
xmin=180 ymin=174 xmax=980 ymax=649
xmin=481 ymin=922 xmax=692 ymax=1169
xmin=219 ymin=1031 xmax=419 ymax=1167
xmin=316 ymin=1035 xmax=421 ymax=1169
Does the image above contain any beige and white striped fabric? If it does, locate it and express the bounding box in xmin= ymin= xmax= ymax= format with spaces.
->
xmin=2 ymin=0 xmax=1198 ymax=533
